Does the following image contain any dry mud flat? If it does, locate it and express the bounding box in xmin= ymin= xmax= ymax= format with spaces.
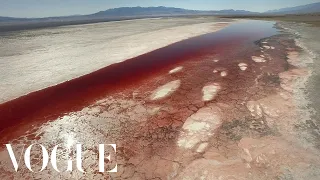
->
xmin=0 ymin=21 xmax=320 ymax=179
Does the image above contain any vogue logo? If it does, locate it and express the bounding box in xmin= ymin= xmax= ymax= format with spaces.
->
xmin=5 ymin=144 xmax=117 ymax=173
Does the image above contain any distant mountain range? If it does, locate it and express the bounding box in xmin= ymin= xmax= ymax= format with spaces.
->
xmin=91 ymin=6 xmax=256 ymax=17
xmin=0 ymin=3 xmax=319 ymax=25
xmin=265 ymin=2 xmax=320 ymax=14
xmin=0 ymin=6 xmax=257 ymax=23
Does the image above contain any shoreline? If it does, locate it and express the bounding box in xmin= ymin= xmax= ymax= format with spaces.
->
xmin=278 ymin=21 xmax=320 ymax=149
xmin=0 ymin=20 xmax=232 ymax=133
xmin=0 ymin=18 xmax=231 ymax=104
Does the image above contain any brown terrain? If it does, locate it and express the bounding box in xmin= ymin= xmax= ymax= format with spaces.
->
xmin=0 ymin=21 xmax=319 ymax=180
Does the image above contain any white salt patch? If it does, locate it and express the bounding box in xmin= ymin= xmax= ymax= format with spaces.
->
xmin=184 ymin=122 xmax=210 ymax=132
xmin=213 ymin=67 xmax=226 ymax=74
xmin=196 ymin=143 xmax=209 ymax=153
xmin=202 ymin=83 xmax=220 ymax=101
xmin=260 ymin=55 xmax=265 ymax=58
xmin=65 ymin=135 xmax=76 ymax=149
xmin=177 ymin=137 xmax=199 ymax=149
xmin=270 ymin=46 xmax=275 ymax=49
xmin=169 ymin=66 xmax=183 ymax=74
xmin=252 ymin=56 xmax=266 ymax=63
xmin=213 ymin=59 xmax=219 ymax=62
xmin=148 ymin=107 xmax=162 ymax=115
xmin=220 ymin=71 xmax=228 ymax=77
xmin=263 ymin=45 xmax=270 ymax=49
xmin=246 ymin=101 xmax=263 ymax=118
xmin=262 ymin=41 xmax=268 ymax=44
xmin=150 ymin=80 xmax=181 ymax=100
xmin=178 ymin=107 xmax=221 ymax=149
xmin=238 ymin=63 xmax=248 ymax=71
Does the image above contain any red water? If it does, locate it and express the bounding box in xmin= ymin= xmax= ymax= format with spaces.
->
xmin=0 ymin=20 xmax=278 ymax=133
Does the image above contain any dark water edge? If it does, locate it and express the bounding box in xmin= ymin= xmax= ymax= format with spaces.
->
xmin=0 ymin=20 xmax=278 ymax=132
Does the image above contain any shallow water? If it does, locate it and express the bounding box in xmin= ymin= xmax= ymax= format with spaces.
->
xmin=0 ymin=20 xmax=278 ymax=131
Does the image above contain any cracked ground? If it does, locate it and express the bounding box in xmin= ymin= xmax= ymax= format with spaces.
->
xmin=0 ymin=21 xmax=320 ymax=179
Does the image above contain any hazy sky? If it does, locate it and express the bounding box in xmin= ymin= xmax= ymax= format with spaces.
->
xmin=1 ymin=0 xmax=319 ymax=18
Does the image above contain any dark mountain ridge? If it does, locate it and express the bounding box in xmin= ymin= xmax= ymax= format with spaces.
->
xmin=0 ymin=6 xmax=257 ymax=23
